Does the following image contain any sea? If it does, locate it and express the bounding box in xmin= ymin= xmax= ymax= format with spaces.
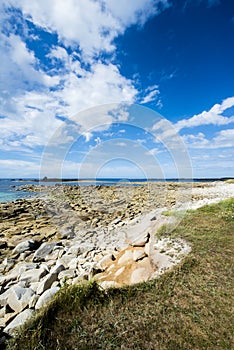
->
xmin=0 ymin=178 xmax=225 ymax=203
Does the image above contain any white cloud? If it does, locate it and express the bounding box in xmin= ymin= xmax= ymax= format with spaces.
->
xmin=183 ymin=129 xmax=234 ymax=149
xmin=175 ymin=96 xmax=234 ymax=131
xmin=141 ymin=85 xmax=160 ymax=104
xmin=145 ymin=147 xmax=160 ymax=155
xmin=4 ymin=0 xmax=169 ymax=59
xmin=213 ymin=129 xmax=234 ymax=148
xmin=1 ymin=1 xmax=165 ymax=155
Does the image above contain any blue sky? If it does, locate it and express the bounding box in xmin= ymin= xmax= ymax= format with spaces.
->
xmin=0 ymin=0 xmax=233 ymax=179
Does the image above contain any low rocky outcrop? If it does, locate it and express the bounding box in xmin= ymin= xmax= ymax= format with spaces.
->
xmin=2 ymin=181 xmax=230 ymax=340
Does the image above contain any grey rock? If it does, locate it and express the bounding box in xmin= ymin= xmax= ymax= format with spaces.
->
xmin=12 ymin=240 xmax=38 ymax=254
xmin=33 ymin=242 xmax=58 ymax=262
xmin=0 ymin=289 xmax=10 ymax=307
xmin=4 ymin=309 xmax=34 ymax=335
xmin=35 ymin=287 xmax=59 ymax=310
xmin=131 ymin=232 xmax=150 ymax=247
xmin=58 ymin=269 xmax=76 ymax=281
xmin=19 ymin=266 xmax=48 ymax=285
xmin=98 ymin=254 xmax=115 ymax=269
xmin=36 ymin=265 xmax=63 ymax=295
xmin=7 ymin=286 xmax=35 ymax=313
xmin=50 ymin=263 xmax=65 ymax=275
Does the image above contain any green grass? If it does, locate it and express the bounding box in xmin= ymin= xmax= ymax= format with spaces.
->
xmin=7 ymin=198 xmax=234 ymax=350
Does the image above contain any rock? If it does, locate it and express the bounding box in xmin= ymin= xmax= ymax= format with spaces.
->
xmin=130 ymin=267 xmax=151 ymax=284
xmin=58 ymin=269 xmax=76 ymax=281
xmin=0 ymin=289 xmax=11 ymax=307
xmin=35 ymin=287 xmax=59 ymax=310
xmin=33 ymin=242 xmax=58 ymax=262
xmin=144 ymin=242 xmax=151 ymax=256
xmin=66 ymin=245 xmax=81 ymax=257
xmin=50 ymin=263 xmax=65 ymax=275
xmin=29 ymin=294 xmax=39 ymax=308
xmin=1 ymin=311 xmax=17 ymax=328
xmin=131 ymin=232 xmax=150 ymax=247
xmin=118 ymin=250 xmax=133 ymax=265
xmin=35 ymin=262 xmax=63 ymax=295
xmin=12 ymin=240 xmax=38 ymax=254
xmin=7 ymin=286 xmax=35 ymax=313
xmin=4 ymin=309 xmax=34 ymax=335
xmin=99 ymin=281 xmax=119 ymax=289
xmin=19 ymin=266 xmax=48 ymax=285
xmin=2 ymin=257 xmax=15 ymax=272
xmin=68 ymin=258 xmax=78 ymax=270
xmin=133 ymin=249 xmax=147 ymax=262
xmin=98 ymin=254 xmax=115 ymax=269
xmin=37 ymin=273 xmax=59 ymax=295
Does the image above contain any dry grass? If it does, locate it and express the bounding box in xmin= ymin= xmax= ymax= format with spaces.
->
xmin=7 ymin=198 xmax=234 ymax=350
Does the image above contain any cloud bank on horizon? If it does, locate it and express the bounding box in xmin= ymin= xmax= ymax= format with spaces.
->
xmin=0 ymin=0 xmax=233 ymax=178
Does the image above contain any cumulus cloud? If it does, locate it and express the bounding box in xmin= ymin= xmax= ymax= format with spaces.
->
xmin=0 ymin=1 xmax=168 ymax=157
xmin=175 ymin=96 xmax=234 ymax=131
xmin=3 ymin=0 xmax=169 ymax=58
xmin=183 ymin=129 xmax=234 ymax=149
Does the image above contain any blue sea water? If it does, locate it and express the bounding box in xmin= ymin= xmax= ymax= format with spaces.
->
xmin=0 ymin=178 xmax=219 ymax=203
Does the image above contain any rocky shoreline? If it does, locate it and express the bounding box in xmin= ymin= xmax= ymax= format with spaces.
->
xmin=0 ymin=181 xmax=234 ymax=343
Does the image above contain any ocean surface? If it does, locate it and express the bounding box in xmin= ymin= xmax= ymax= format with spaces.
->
xmin=0 ymin=178 xmax=223 ymax=203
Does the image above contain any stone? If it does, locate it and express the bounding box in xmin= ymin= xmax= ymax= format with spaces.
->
xmin=66 ymin=245 xmax=81 ymax=257
xmin=7 ymin=286 xmax=35 ymax=313
xmin=144 ymin=242 xmax=151 ymax=256
xmin=19 ymin=266 xmax=48 ymax=285
xmin=98 ymin=254 xmax=115 ymax=269
xmin=131 ymin=232 xmax=150 ymax=247
xmin=130 ymin=267 xmax=151 ymax=285
xmin=133 ymin=249 xmax=147 ymax=262
xmin=33 ymin=242 xmax=58 ymax=262
xmin=4 ymin=309 xmax=34 ymax=335
xmin=117 ymin=250 xmax=133 ymax=265
xmin=12 ymin=240 xmax=38 ymax=254
xmin=0 ymin=289 xmax=11 ymax=307
xmin=98 ymin=281 xmax=119 ymax=289
xmin=50 ymin=263 xmax=65 ymax=275
xmin=35 ymin=287 xmax=60 ymax=310
xmin=29 ymin=294 xmax=39 ymax=308
xmin=37 ymin=272 xmax=59 ymax=295
xmin=68 ymin=258 xmax=78 ymax=270
xmin=58 ymin=269 xmax=76 ymax=281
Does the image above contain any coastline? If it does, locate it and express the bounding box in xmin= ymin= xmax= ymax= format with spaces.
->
xmin=0 ymin=181 xmax=234 ymax=337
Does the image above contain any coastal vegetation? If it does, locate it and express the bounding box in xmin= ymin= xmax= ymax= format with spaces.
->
xmin=7 ymin=198 xmax=234 ymax=350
